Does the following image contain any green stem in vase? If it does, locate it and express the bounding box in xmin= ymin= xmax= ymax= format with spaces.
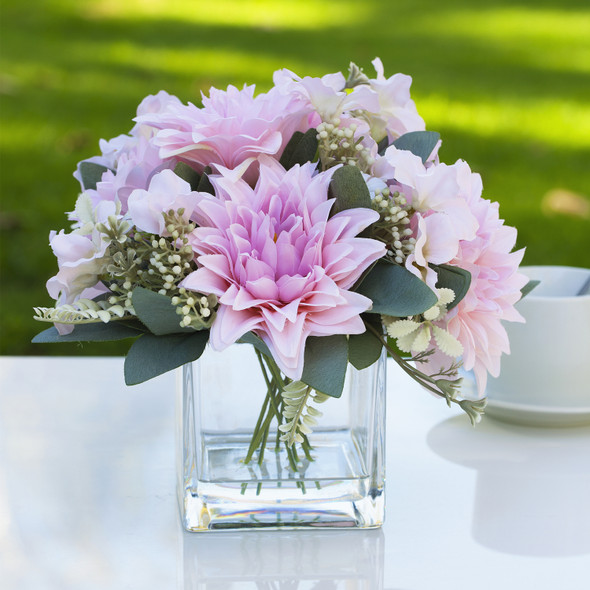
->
xmin=244 ymin=388 xmax=271 ymax=464
xmin=244 ymin=395 xmax=275 ymax=465
xmin=301 ymin=433 xmax=314 ymax=461
xmin=249 ymin=348 xmax=301 ymax=473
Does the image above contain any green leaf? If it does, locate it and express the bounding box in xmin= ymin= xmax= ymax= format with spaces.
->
xmin=386 ymin=334 xmax=411 ymax=359
xmin=301 ymin=335 xmax=348 ymax=398
xmin=174 ymin=161 xmax=201 ymax=191
xmin=329 ymin=165 xmax=372 ymax=216
xmin=197 ymin=166 xmax=215 ymax=195
xmin=356 ymin=261 xmax=438 ymax=317
xmin=377 ymin=136 xmax=390 ymax=156
xmin=520 ymin=279 xmax=541 ymax=300
xmin=348 ymin=320 xmax=383 ymax=371
xmin=392 ymin=131 xmax=440 ymax=163
xmin=433 ymin=264 xmax=472 ymax=311
xmin=279 ymin=129 xmax=318 ymax=170
xmin=78 ymin=162 xmax=110 ymax=190
xmin=238 ymin=332 xmax=272 ymax=358
xmin=124 ymin=331 xmax=209 ymax=385
xmin=32 ymin=321 xmax=144 ymax=343
xmin=131 ymin=287 xmax=195 ymax=336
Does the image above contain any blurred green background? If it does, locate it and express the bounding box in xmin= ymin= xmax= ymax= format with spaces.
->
xmin=1 ymin=0 xmax=589 ymax=356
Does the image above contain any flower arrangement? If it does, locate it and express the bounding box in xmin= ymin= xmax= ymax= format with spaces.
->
xmin=33 ymin=59 xmax=533 ymax=463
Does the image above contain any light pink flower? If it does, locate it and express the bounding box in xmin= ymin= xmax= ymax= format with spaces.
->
xmin=374 ymin=146 xmax=478 ymax=288
xmin=135 ymin=84 xmax=313 ymax=183
xmin=127 ymin=169 xmax=198 ymax=235
xmin=74 ymin=137 xmax=174 ymax=218
xmin=72 ymin=92 xmax=180 ymax=217
xmin=46 ymin=200 xmax=118 ymax=333
xmin=181 ymin=157 xmax=385 ymax=379
xmin=347 ymin=57 xmax=426 ymax=142
xmin=411 ymin=212 xmax=461 ymax=270
xmin=273 ymin=68 xmax=380 ymax=159
xmin=131 ymin=90 xmax=183 ymax=139
xmin=430 ymin=161 xmax=528 ymax=394
xmin=273 ymin=68 xmax=378 ymax=123
xmin=46 ymin=230 xmax=109 ymax=303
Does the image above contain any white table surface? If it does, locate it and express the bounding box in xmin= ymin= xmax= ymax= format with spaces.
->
xmin=1 ymin=356 xmax=589 ymax=590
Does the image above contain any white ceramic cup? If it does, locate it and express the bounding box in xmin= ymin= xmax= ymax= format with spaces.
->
xmin=485 ymin=266 xmax=590 ymax=425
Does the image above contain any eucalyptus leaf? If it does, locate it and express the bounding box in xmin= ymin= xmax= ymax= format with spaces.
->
xmin=520 ymin=279 xmax=541 ymax=300
xmin=238 ymin=332 xmax=272 ymax=358
xmin=174 ymin=161 xmax=201 ymax=191
xmin=433 ymin=264 xmax=472 ymax=311
xmin=78 ymin=162 xmax=110 ymax=191
xmin=32 ymin=321 xmax=144 ymax=343
xmin=279 ymin=129 xmax=318 ymax=170
xmin=348 ymin=328 xmax=383 ymax=371
xmin=392 ymin=131 xmax=440 ymax=163
xmin=124 ymin=331 xmax=209 ymax=385
xmin=131 ymin=287 xmax=194 ymax=335
xmin=301 ymin=335 xmax=348 ymax=398
xmin=329 ymin=165 xmax=372 ymax=215
xmin=377 ymin=136 xmax=390 ymax=156
xmin=356 ymin=261 xmax=438 ymax=317
xmin=197 ymin=166 xmax=215 ymax=195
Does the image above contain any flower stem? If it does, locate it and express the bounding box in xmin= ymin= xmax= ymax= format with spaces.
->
xmin=301 ymin=434 xmax=314 ymax=461
xmin=365 ymin=322 xmax=447 ymax=399
xmin=244 ymin=394 xmax=274 ymax=464
xmin=250 ymin=349 xmax=301 ymax=473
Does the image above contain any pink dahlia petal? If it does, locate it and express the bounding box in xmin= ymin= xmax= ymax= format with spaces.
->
xmin=328 ymin=207 xmax=380 ymax=240
xmin=210 ymin=305 xmax=262 ymax=350
xmin=439 ymin=185 xmax=529 ymax=394
xmin=137 ymin=83 xmax=313 ymax=175
xmin=181 ymin=267 xmax=228 ymax=297
xmin=259 ymin=314 xmax=309 ymax=379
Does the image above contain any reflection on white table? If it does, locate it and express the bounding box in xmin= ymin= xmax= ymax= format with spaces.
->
xmin=0 ymin=357 xmax=589 ymax=589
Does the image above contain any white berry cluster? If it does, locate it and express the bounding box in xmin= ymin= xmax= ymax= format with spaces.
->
xmin=172 ymin=289 xmax=217 ymax=330
xmin=371 ymin=187 xmax=416 ymax=264
xmin=103 ymin=210 xmax=217 ymax=330
xmin=316 ymin=118 xmax=375 ymax=171
xmin=104 ymin=211 xmax=195 ymax=311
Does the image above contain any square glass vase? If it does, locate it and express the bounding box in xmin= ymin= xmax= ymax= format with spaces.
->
xmin=176 ymin=342 xmax=386 ymax=531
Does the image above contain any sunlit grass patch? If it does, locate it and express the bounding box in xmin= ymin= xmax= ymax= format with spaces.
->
xmin=81 ymin=0 xmax=364 ymax=30
xmin=419 ymin=94 xmax=590 ymax=149
xmin=417 ymin=7 xmax=590 ymax=74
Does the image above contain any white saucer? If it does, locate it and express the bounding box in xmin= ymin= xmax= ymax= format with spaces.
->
xmin=484 ymin=398 xmax=590 ymax=428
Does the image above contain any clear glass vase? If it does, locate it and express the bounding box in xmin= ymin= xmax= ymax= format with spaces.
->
xmin=176 ymin=342 xmax=386 ymax=531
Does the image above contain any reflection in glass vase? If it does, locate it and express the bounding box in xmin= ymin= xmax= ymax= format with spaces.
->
xmin=182 ymin=528 xmax=384 ymax=589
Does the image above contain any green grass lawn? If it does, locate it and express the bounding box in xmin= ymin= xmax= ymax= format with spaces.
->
xmin=1 ymin=0 xmax=589 ymax=356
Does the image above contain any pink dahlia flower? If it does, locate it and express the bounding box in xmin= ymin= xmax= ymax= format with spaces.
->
xmin=431 ymin=161 xmax=528 ymax=394
xmin=135 ymin=84 xmax=313 ymax=183
xmin=181 ymin=157 xmax=386 ymax=379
